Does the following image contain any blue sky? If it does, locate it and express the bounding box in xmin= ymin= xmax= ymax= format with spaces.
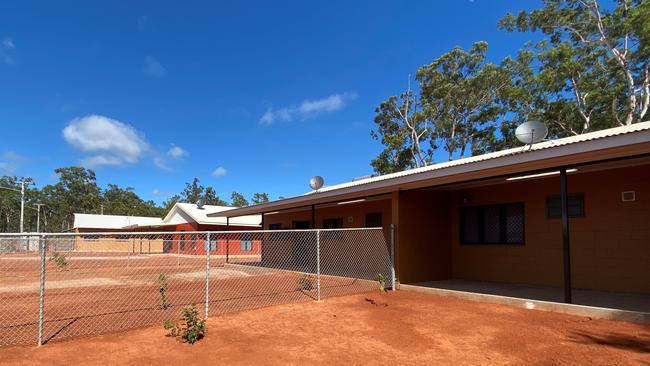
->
xmin=0 ymin=1 xmax=539 ymax=204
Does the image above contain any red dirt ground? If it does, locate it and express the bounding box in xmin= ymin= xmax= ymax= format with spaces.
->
xmin=0 ymin=256 xmax=376 ymax=346
xmin=1 ymin=290 xmax=648 ymax=366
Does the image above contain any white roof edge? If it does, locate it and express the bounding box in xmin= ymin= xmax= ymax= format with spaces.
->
xmin=213 ymin=121 xmax=650 ymax=217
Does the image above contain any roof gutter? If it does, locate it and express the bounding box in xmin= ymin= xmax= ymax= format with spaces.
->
xmin=211 ymin=129 xmax=650 ymax=218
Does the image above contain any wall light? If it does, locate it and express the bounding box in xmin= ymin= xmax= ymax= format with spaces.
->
xmin=337 ymin=199 xmax=367 ymax=205
xmin=506 ymin=169 xmax=578 ymax=181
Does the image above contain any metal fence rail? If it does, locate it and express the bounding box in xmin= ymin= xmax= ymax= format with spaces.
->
xmin=0 ymin=228 xmax=393 ymax=347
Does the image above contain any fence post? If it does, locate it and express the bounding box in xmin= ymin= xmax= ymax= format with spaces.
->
xmin=205 ymin=232 xmax=210 ymax=319
xmin=177 ymin=237 xmax=180 ymax=267
xmin=37 ymin=234 xmax=46 ymax=346
xmin=316 ymin=230 xmax=321 ymax=301
xmin=390 ymin=224 xmax=396 ymax=291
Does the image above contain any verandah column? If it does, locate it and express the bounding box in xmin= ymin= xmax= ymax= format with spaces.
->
xmin=560 ymin=168 xmax=572 ymax=304
xmin=390 ymin=190 xmax=400 ymax=286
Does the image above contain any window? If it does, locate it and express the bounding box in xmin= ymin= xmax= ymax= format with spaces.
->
xmin=240 ymin=233 xmax=253 ymax=251
xmin=460 ymin=203 xmax=525 ymax=245
xmin=365 ymin=212 xmax=382 ymax=228
xmin=546 ymin=194 xmax=584 ymax=218
xmin=268 ymin=223 xmax=282 ymax=230
xmin=322 ymin=218 xmax=343 ymax=229
xmin=209 ymin=237 xmax=217 ymax=251
xmin=322 ymin=218 xmax=343 ymax=240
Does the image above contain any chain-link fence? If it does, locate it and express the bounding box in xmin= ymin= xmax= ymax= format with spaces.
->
xmin=0 ymin=228 xmax=394 ymax=347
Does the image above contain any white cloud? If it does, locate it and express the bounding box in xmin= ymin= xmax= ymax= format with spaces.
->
xmin=2 ymin=38 xmax=14 ymax=50
xmin=299 ymin=92 xmax=357 ymax=114
xmin=152 ymin=157 xmax=171 ymax=171
xmin=144 ymin=56 xmax=166 ymax=78
xmin=0 ymin=151 xmax=27 ymax=174
xmin=137 ymin=16 xmax=149 ymax=32
xmin=167 ymin=145 xmax=188 ymax=159
xmin=63 ymin=115 xmax=149 ymax=167
xmin=259 ymin=92 xmax=358 ymax=125
xmin=212 ymin=167 xmax=227 ymax=177
xmin=1 ymin=37 xmax=15 ymax=65
xmin=151 ymin=188 xmax=161 ymax=196
xmin=80 ymin=155 xmax=124 ymax=167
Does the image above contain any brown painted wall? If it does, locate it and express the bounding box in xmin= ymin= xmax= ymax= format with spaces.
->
xmin=397 ymin=190 xmax=452 ymax=284
xmin=263 ymin=199 xmax=392 ymax=231
xmin=450 ymin=164 xmax=650 ymax=294
xmin=262 ymin=199 xmax=392 ymax=269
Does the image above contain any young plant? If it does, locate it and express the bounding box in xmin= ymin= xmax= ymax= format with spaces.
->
xmin=49 ymin=252 xmax=68 ymax=270
xmin=164 ymin=304 xmax=206 ymax=344
xmin=374 ymin=274 xmax=389 ymax=292
xmin=158 ymin=273 xmax=169 ymax=310
xmin=297 ymin=273 xmax=313 ymax=291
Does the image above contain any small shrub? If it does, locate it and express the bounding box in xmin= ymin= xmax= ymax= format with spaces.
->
xmin=158 ymin=273 xmax=169 ymax=310
xmin=165 ymin=305 xmax=206 ymax=344
xmin=49 ymin=252 xmax=68 ymax=270
xmin=374 ymin=274 xmax=389 ymax=292
xmin=297 ymin=274 xmax=313 ymax=291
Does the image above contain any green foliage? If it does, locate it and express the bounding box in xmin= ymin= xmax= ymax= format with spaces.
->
xmin=180 ymin=178 xmax=228 ymax=206
xmin=158 ymin=273 xmax=169 ymax=310
xmin=371 ymin=0 xmax=649 ymax=173
xmin=374 ymin=274 xmax=389 ymax=292
xmin=297 ymin=274 xmax=314 ymax=291
xmin=251 ymin=193 xmax=269 ymax=205
xmin=499 ymin=0 xmax=648 ymax=131
xmin=165 ymin=305 xmax=206 ymax=344
xmin=230 ymin=192 xmax=249 ymax=207
xmin=49 ymin=252 xmax=68 ymax=270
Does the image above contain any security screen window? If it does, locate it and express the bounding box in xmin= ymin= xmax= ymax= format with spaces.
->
xmin=546 ymin=193 xmax=585 ymax=218
xmin=460 ymin=203 xmax=525 ymax=245
xmin=322 ymin=218 xmax=343 ymax=229
xmin=365 ymin=212 xmax=382 ymax=228
xmin=322 ymin=218 xmax=344 ymax=240
xmin=240 ymin=233 xmax=253 ymax=251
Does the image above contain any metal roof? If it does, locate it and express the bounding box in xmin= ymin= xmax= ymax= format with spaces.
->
xmin=73 ymin=214 xmax=164 ymax=229
xmin=74 ymin=203 xmax=262 ymax=230
xmin=162 ymin=202 xmax=261 ymax=227
xmin=211 ymin=121 xmax=650 ymax=218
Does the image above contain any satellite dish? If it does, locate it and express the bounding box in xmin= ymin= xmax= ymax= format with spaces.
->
xmin=309 ymin=176 xmax=324 ymax=190
xmin=515 ymin=121 xmax=548 ymax=145
xmin=196 ymin=197 xmax=206 ymax=209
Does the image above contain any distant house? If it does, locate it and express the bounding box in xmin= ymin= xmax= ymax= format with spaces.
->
xmin=72 ymin=213 xmax=165 ymax=232
xmin=71 ymin=203 xmax=261 ymax=257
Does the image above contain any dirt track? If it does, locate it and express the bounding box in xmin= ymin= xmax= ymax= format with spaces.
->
xmin=1 ymin=290 xmax=648 ymax=365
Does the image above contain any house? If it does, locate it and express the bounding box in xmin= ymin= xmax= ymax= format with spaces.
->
xmin=210 ymin=122 xmax=650 ymax=305
xmin=71 ymin=203 xmax=262 ymax=257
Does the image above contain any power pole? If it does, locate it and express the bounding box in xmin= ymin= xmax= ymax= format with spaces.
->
xmin=35 ymin=204 xmax=44 ymax=233
xmin=19 ymin=180 xmax=25 ymax=233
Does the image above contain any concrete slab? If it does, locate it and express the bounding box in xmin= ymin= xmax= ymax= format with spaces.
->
xmin=402 ymin=280 xmax=650 ymax=324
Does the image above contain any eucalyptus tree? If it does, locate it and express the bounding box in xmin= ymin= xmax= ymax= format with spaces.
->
xmin=417 ymin=41 xmax=511 ymax=160
xmin=370 ymin=76 xmax=433 ymax=174
xmin=499 ymin=0 xmax=649 ymax=134
xmin=230 ymin=192 xmax=249 ymax=207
